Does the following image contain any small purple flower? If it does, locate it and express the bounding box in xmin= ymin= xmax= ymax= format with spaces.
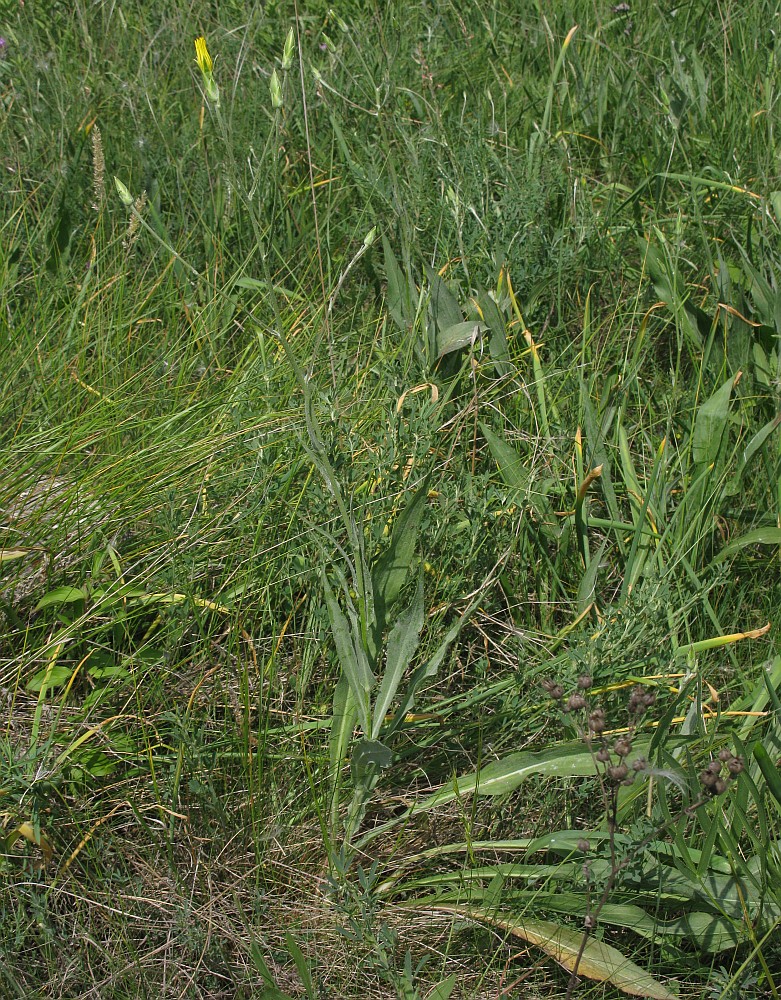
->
xmin=0 ymin=38 xmax=8 ymax=58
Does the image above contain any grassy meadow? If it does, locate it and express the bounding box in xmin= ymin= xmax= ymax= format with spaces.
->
xmin=2 ymin=0 xmax=781 ymax=996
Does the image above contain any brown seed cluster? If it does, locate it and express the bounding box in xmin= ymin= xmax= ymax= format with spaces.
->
xmin=699 ymin=751 xmax=743 ymax=796
xmin=541 ymin=675 xmax=655 ymax=786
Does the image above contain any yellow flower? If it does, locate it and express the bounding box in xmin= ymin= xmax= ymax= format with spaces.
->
xmin=194 ymin=36 xmax=219 ymax=106
xmin=194 ymin=36 xmax=212 ymax=75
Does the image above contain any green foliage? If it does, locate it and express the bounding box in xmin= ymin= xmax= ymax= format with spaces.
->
xmin=2 ymin=0 xmax=781 ymax=995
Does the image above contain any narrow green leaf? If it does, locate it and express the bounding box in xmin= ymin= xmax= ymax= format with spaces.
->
xmin=371 ymin=474 xmax=430 ymax=630
xmin=321 ymin=570 xmax=373 ymax=735
xmin=248 ymin=941 xmax=294 ymax=1000
xmin=372 ymin=576 xmax=425 ymax=740
xmin=753 ymin=741 xmax=781 ymax=810
xmin=0 ymin=548 xmax=29 ymax=565
xmin=710 ymin=527 xmax=781 ymax=566
xmin=383 ymin=236 xmax=415 ymax=331
xmin=386 ymin=594 xmax=480 ymax=740
xmin=480 ymin=423 xmax=530 ymax=493
xmin=329 ymin=676 xmax=356 ymax=775
xmin=724 ymin=413 xmax=781 ymax=496
xmin=284 ymin=933 xmax=316 ymax=999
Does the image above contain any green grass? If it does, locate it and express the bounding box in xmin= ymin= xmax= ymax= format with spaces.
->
xmin=2 ymin=1 xmax=781 ymax=997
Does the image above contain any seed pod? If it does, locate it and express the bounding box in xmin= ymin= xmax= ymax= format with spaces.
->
xmin=588 ymin=709 xmax=606 ymax=734
xmin=613 ymin=737 xmax=632 ymax=758
xmin=727 ymin=755 xmax=744 ymax=775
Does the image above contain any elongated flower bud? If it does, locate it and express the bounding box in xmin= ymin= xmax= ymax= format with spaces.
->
xmin=282 ymin=27 xmax=295 ymax=71
xmin=269 ymin=68 xmax=283 ymax=109
xmin=114 ymin=176 xmax=134 ymax=207
xmin=194 ymin=36 xmax=220 ymax=107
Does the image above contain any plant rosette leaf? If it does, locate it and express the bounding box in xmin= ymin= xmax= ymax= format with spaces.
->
xmin=423 ymin=905 xmax=678 ymax=999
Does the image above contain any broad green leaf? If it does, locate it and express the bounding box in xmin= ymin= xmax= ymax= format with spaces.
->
xmin=532 ymin=894 xmax=745 ymax=953
xmin=425 ymin=264 xmax=464 ymax=333
xmin=477 ymin=290 xmax=511 ymax=377
xmin=436 ymin=320 xmax=487 ymax=359
xmin=321 ymin=570 xmax=373 ymax=735
xmin=372 ymin=576 xmax=424 ymax=740
xmin=35 ymin=586 xmax=88 ymax=610
xmin=351 ymin=738 xmax=393 ymax=782
xmin=427 ymin=974 xmax=456 ymax=1000
xmin=429 ymin=905 xmax=677 ymax=998
xmin=413 ymin=742 xmax=650 ymax=812
xmin=414 ymin=748 xmax=687 ymax=829
xmin=577 ymin=537 xmax=607 ymax=612
xmin=692 ymin=374 xmax=737 ymax=467
xmin=26 ymin=664 xmax=74 ymax=692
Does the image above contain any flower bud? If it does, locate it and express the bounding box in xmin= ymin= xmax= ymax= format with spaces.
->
xmin=282 ymin=27 xmax=295 ymax=71
xmin=269 ymin=69 xmax=283 ymax=109
xmin=194 ymin=36 xmax=220 ymax=106
xmin=114 ymin=176 xmax=134 ymax=207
